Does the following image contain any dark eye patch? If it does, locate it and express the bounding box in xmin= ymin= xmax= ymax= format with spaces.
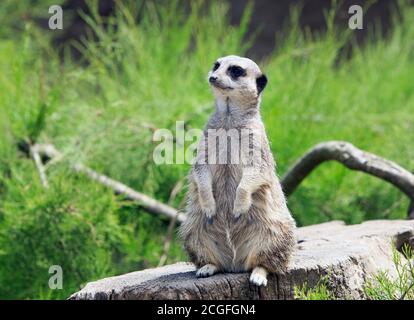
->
xmin=227 ymin=65 xmax=246 ymax=79
xmin=212 ymin=62 xmax=220 ymax=71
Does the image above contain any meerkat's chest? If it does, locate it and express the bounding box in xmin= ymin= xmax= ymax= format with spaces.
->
xmin=211 ymin=163 xmax=242 ymax=182
xmin=205 ymin=121 xmax=249 ymax=205
xmin=210 ymin=164 xmax=242 ymax=213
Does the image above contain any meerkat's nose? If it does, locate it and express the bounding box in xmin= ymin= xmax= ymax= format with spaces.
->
xmin=209 ymin=76 xmax=217 ymax=84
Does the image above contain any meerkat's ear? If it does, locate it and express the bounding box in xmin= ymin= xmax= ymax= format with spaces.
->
xmin=256 ymin=74 xmax=268 ymax=94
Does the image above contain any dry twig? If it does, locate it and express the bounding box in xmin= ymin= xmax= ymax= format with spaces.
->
xmin=29 ymin=143 xmax=185 ymax=223
xmin=158 ymin=179 xmax=186 ymax=267
xmin=30 ymin=144 xmax=49 ymax=188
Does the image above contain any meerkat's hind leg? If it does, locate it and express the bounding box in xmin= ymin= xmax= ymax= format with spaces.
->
xmin=196 ymin=264 xmax=218 ymax=278
xmin=249 ymin=267 xmax=268 ymax=286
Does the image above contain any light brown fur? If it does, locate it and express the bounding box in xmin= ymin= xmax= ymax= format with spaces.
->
xmin=179 ymin=56 xmax=296 ymax=286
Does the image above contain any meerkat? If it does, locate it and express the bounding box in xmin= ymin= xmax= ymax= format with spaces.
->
xmin=179 ymin=55 xmax=296 ymax=287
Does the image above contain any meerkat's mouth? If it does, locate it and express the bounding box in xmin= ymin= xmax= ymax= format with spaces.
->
xmin=211 ymin=82 xmax=234 ymax=91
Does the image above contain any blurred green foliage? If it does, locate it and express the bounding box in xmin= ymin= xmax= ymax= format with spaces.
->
xmin=0 ymin=0 xmax=413 ymax=299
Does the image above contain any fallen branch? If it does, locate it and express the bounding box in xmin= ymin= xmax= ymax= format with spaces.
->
xmin=281 ymin=141 xmax=414 ymax=219
xmin=23 ymin=143 xmax=185 ymax=223
xmin=72 ymin=163 xmax=186 ymax=223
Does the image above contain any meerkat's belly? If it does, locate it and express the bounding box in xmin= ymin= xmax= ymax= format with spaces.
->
xmin=211 ymin=164 xmax=242 ymax=218
xmin=209 ymin=164 xmax=252 ymax=271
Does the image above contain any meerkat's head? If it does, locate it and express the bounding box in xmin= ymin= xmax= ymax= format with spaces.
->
xmin=207 ymin=55 xmax=268 ymax=108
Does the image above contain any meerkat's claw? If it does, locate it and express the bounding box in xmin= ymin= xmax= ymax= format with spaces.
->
xmin=201 ymin=201 xmax=216 ymax=220
xmin=249 ymin=267 xmax=268 ymax=287
xmin=233 ymin=213 xmax=242 ymax=222
xmin=196 ymin=264 xmax=218 ymax=278
xmin=233 ymin=191 xmax=251 ymax=219
xmin=233 ymin=201 xmax=248 ymax=219
xmin=233 ymin=206 xmax=248 ymax=221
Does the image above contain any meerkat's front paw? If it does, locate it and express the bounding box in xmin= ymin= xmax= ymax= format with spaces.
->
xmin=196 ymin=264 xmax=218 ymax=278
xmin=249 ymin=267 xmax=268 ymax=287
xmin=233 ymin=188 xmax=251 ymax=220
xmin=201 ymin=201 xmax=216 ymax=224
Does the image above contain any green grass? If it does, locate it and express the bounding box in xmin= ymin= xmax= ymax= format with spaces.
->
xmin=365 ymin=244 xmax=414 ymax=300
xmin=294 ymin=276 xmax=335 ymax=300
xmin=295 ymin=245 xmax=414 ymax=300
xmin=0 ymin=0 xmax=413 ymax=299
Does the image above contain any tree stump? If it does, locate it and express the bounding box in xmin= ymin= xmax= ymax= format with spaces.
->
xmin=69 ymin=220 xmax=414 ymax=300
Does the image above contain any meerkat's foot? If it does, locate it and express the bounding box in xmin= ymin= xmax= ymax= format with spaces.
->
xmin=249 ymin=267 xmax=268 ymax=287
xmin=196 ymin=264 xmax=218 ymax=278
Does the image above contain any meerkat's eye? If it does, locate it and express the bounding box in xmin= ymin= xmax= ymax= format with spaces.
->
xmin=212 ymin=62 xmax=220 ymax=71
xmin=227 ymin=65 xmax=246 ymax=79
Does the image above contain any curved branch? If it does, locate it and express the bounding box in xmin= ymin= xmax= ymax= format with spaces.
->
xmin=281 ymin=141 xmax=414 ymax=218
xmin=409 ymin=202 xmax=414 ymax=220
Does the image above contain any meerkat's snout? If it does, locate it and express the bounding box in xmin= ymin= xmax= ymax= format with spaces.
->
xmin=208 ymin=76 xmax=218 ymax=84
